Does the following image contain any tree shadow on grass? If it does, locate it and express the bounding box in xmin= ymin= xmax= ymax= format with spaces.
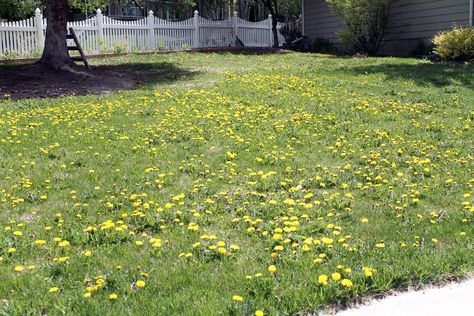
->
xmin=200 ymin=48 xmax=288 ymax=56
xmin=348 ymin=62 xmax=474 ymax=88
xmin=94 ymin=61 xmax=201 ymax=89
xmin=0 ymin=61 xmax=200 ymax=100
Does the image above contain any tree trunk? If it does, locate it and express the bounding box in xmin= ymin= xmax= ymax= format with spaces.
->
xmin=260 ymin=0 xmax=279 ymax=48
xmin=40 ymin=0 xmax=73 ymax=70
xmin=271 ymin=15 xmax=279 ymax=48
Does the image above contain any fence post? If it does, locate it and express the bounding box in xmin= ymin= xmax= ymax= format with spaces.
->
xmin=268 ymin=14 xmax=273 ymax=48
xmin=96 ymin=9 xmax=103 ymax=41
xmin=147 ymin=10 xmax=155 ymax=50
xmin=233 ymin=11 xmax=238 ymax=45
xmin=35 ymin=8 xmax=44 ymax=52
xmin=193 ymin=10 xmax=200 ymax=48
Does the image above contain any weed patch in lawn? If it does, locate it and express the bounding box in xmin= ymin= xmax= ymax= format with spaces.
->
xmin=0 ymin=52 xmax=473 ymax=315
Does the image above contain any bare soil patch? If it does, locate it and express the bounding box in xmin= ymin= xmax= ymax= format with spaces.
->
xmin=0 ymin=49 xmax=286 ymax=101
xmin=0 ymin=64 xmax=140 ymax=100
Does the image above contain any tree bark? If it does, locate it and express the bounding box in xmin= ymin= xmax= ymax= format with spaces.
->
xmin=271 ymin=15 xmax=279 ymax=48
xmin=40 ymin=0 xmax=73 ymax=70
xmin=260 ymin=0 xmax=279 ymax=48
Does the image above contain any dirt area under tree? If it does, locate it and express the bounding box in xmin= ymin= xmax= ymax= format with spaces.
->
xmin=0 ymin=49 xmax=284 ymax=101
xmin=0 ymin=63 xmax=140 ymax=100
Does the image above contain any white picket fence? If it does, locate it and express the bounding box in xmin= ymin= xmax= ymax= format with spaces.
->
xmin=0 ymin=8 xmax=284 ymax=59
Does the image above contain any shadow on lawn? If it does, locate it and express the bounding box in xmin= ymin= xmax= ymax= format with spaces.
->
xmin=348 ymin=62 xmax=474 ymax=88
xmin=201 ymin=48 xmax=288 ymax=56
xmin=0 ymin=61 xmax=199 ymax=100
xmin=93 ymin=61 xmax=200 ymax=88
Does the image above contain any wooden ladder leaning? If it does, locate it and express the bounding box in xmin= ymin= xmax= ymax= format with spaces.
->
xmin=66 ymin=28 xmax=90 ymax=70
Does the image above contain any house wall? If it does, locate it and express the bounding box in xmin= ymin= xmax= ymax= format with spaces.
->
xmin=303 ymin=0 xmax=471 ymax=56
xmin=303 ymin=0 xmax=342 ymax=42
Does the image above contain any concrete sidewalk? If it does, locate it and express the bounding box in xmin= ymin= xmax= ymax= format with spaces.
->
xmin=328 ymin=278 xmax=474 ymax=316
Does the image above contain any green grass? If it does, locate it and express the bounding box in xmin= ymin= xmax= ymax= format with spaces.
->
xmin=0 ymin=52 xmax=473 ymax=315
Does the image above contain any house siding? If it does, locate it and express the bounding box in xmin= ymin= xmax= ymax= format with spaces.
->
xmin=303 ymin=0 xmax=471 ymax=55
xmin=303 ymin=0 xmax=342 ymax=42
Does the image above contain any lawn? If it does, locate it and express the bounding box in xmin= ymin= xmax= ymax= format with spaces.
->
xmin=0 ymin=52 xmax=473 ymax=315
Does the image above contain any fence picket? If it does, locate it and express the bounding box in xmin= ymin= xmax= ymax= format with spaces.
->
xmin=0 ymin=8 xmax=284 ymax=58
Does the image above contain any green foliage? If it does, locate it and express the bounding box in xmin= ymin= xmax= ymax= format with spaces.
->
xmin=258 ymin=0 xmax=301 ymax=47
xmin=0 ymin=0 xmax=41 ymax=21
xmin=199 ymin=0 xmax=231 ymax=19
xmin=312 ymin=36 xmax=336 ymax=54
xmin=112 ymin=40 xmax=128 ymax=54
xmin=433 ymin=27 xmax=474 ymax=62
xmin=98 ymin=39 xmax=111 ymax=54
xmin=70 ymin=1 xmax=195 ymax=18
xmin=69 ymin=0 xmax=109 ymax=13
xmin=326 ymin=0 xmax=397 ymax=55
xmin=410 ymin=41 xmax=435 ymax=57
xmin=148 ymin=0 xmax=197 ymax=19
xmin=256 ymin=0 xmax=301 ymax=20
xmin=277 ymin=0 xmax=301 ymax=22
xmin=1 ymin=50 xmax=21 ymax=60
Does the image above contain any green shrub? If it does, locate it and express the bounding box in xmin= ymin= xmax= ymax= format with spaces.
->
xmin=1 ymin=50 xmax=20 ymax=61
xmin=312 ymin=37 xmax=336 ymax=54
xmin=112 ymin=41 xmax=129 ymax=54
xmin=30 ymin=50 xmax=42 ymax=58
xmin=158 ymin=42 xmax=167 ymax=51
xmin=433 ymin=27 xmax=474 ymax=62
xmin=326 ymin=0 xmax=398 ymax=56
xmin=410 ymin=41 xmax=434 ymax=57
xmin=98 ymin=39 xmax=112 ymax=54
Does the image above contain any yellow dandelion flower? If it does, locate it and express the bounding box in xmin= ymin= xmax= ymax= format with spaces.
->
xmin=58 ymin=240 xmax=70 ymax=247
xmin=318 ymin=274 xmax=328 ymax=285
xmin=230 ymin=244 xmax=240 ymax=251
xmin=48 ymin=287 xmax=59 ymax=293
xmin=341 ymin=279 xmax=353 ymax=287
xmin=363 ymin=267 xmax=374 ymax=277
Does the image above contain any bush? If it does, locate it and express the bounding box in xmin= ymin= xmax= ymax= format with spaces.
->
xmin=326 ymin=0 xmax=398 ymax=55
xmin=433 ymin=27 xmax=474 ymax=62
xmin=312 ymin=37 xmax=336 ymax=54
xmin=1 ymin=50 xmax=20 ymax=61
xmin=98 ymin=39 xmax=112 ymax=54
xmin=113 ymin=41 xmax=129 ymax=54
xmin=410 ymin=41 xmax=434 ymax=57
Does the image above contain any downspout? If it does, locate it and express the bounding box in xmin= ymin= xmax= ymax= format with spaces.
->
xmin=470 ymin=0 xmax=473 ymax=26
